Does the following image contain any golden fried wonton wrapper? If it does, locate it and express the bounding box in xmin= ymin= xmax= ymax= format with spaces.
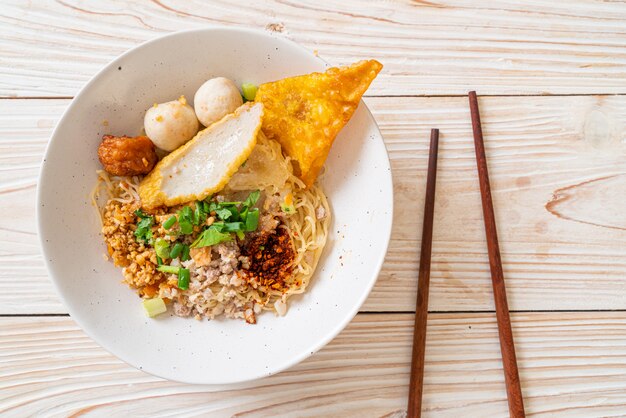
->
xmin=255 ymin=59 xmax=382 ymax=186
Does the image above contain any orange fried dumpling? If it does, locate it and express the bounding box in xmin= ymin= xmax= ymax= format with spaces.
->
xmin=255 ymin=59 xmax=382 ymax=186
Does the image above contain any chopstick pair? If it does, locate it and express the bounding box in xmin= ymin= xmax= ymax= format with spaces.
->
xmin=407 ymin=92 xmax=525 ymax=418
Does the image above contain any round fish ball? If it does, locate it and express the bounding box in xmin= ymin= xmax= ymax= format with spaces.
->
xmin=194 ymin=77 xmax=243 ymax=127
xmin=144 ymin=97 xmax=199 ymax=152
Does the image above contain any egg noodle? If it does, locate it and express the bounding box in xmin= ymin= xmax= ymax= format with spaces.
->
xmin=92 ymin=134 xmax=330 ymax=316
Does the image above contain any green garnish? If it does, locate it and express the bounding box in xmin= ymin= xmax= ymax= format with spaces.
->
xmin=175 ymin=203 xmax=213 ymax=233
xmin=178 ymin=267 xmax=190 ymax=290
xmin=134 ymin=209 xmax=154 ymax=243
xmin=163 ymin=215 xmax=177 ymax=230
xmin=222 ymin=222 xmax=244 ymax=232
xmin=280 ymin=202 xmax=295 ymax=214
xmin=180 ymin=244 xmax=190 ymax=261
xmin=179 ymin=220 xmax=193 ymax=234
xmin=180 ymin=206 xmax=193 ymax=219
xmin=241 ymin=83 xmax=258 ymax=101
xmin=215 ymin=206 xmax=235 ymax=221
xmin=240 ymin=206 xmax=249 ymax=223
xmin=142 ymin=298 xmax=167 ymax=317
xmin=243 ymin=190 xmax=260 ymax=207
xmin=154 ymin=238 xmax=170 ymax=259
xmin=134 ymin=209 xmax=148 ymax=217
xmin=177 ymin=206 xmax=194 ymax=234
xmin=205 ymin=190 xmax=261 ymax=223
xmin=191 ymin=226 xmax=233 ymax=248
xmin=156 ymin=255 xmax=163 ymax=266
xmin=194 ymin=202 xmax=206 ymax=225
xmin=188 ymin=191 xmax=262 ymax=248
xmin=169 ymin=242 xmax=183 ymax=259
xmin=157 ymin=265 xmax=180 ymax=274
xmin=245 ymin=208 xmax=259 ymax=231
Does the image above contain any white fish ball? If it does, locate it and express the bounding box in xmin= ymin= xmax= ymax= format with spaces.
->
xmin=144 ymin=97 xmax=199 ymax=152
xmin=194 ymin=77 xmax=243 ymax=127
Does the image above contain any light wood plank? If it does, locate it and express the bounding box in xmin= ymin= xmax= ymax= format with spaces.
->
xmin=2 ymin=0 xmax=626 ymax=97
xmin=3 ymin=96 xmax=626 ymax=313
xmin=2 ymin=312 xmax=626 ymax=417
xmin=0 ymin=100 xmax=65 ymax=314
xmin=366 ymin=94 xmax=626 ymax=311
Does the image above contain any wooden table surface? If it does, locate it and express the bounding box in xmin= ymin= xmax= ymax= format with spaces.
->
xmin=2 ymin=1 xmax=626 ymax=416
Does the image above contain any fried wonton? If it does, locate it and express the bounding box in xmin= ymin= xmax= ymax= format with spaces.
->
xmin=255 ymin=59 xmax=382 ymax=186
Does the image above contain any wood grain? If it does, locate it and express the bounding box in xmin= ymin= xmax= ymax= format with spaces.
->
xmin=469 ymin=91 xmax=524 ymax=417
xmin=408 ymin=129 xmax=438 ymax=418
xmin=2 ymin=312 xmax=626 ymax=417
xmin=2 ymin=1 xmax=626 ymax=97
xmin=2 ymin=96 xmax=626 ymax=314
xmin=367 ymin=93 xmax=626 ymax=311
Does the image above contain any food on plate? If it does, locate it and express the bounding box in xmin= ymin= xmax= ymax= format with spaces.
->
xmin=255 ymin=59 xmax=382 ymax=186
xmin=93 ymin=60 xmax=380 ymax=323
xmin=144 ymin=96 xmax=199 ymax=151
xmin=142 ymin=297 xmax=167 ymax=317
xmin=194 ymin=77 xmax=243 ymax=127
xmin=241 ymin=82 xmax=258 ymax=101
xmin=139 ymin=102 xmax=263 ymax=208
xmin=98 ymin=134 xmax=158 ymax=176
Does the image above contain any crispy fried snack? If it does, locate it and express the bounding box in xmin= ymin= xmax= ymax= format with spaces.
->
xmin=255 ymin=59 xmax=382 ymax=186
xmin=98 ymin=135 xmax=158 ymax=176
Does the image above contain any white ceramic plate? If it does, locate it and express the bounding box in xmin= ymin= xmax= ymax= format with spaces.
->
xmin=37 ymin=28 xmax=392 ymax=384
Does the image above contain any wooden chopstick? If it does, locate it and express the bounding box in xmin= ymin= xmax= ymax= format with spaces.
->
xmin=468 ymin=91 xmax=526 ymax=418
xmin=407 ymin=128 xmax=439 ymax=418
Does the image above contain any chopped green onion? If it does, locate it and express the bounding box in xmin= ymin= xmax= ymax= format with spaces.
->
xmin=163 ymin=215 xmax=177 ymax=230
xmin=245 ymin=208 xmax=259 ymax=231
xmin=241 ymin=83 xmax=258 ymax=101
xmin=259 ymin=245 xmax=265 ymax=251
xmin=154 ymin=238 xmax=170 ymax=259
xmin=223 ymin=222 xmax=244 ymax=232
xmin=202 ymin=191 xmax=260 ymax=224
xmin=236 ymin=230 xmax=245 ymax=240
xmin=280 ymin=202 xmax=295 ymax=214
xmin=178 ymin=268 xmax=190 ymax=290
xmin=181 ymin=244 xmax=190 ymax=261
xmin=142 ymin=298 xmax=167 ymax=317
xmin=194 ymin=202 xmax=206 ymax=225
xmin=156 ymin=255 xmax=163 ymax=266
xmin=169 ymin=242 xmax=183 ymax=259
xmin=240 ymin=206 xmax=249 ymax=222
xmin=157 ymin=265 xmax=180 ymax=274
